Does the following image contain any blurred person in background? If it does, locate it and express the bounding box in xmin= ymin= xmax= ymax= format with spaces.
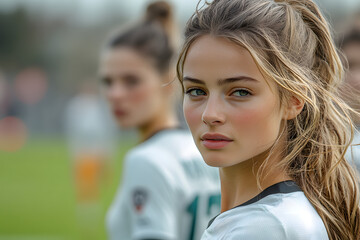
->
xmin=0 ymin=71 xmax=21 ymax=118
xmin=65 ymin=81 xmax=115 ymax=239
xmin=99 ymin=1 xmax=220 ymax=240
xmin=341 ymin=23 xmax=360 ymax=171
xmin=0 ymin=72 xmax=8 ymax=118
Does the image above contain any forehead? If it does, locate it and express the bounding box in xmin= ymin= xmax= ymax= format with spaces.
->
xmin=183 ymin=35 xmax=266 ymax=84
xmin=100 ymin=47 xmax=154 ymax=74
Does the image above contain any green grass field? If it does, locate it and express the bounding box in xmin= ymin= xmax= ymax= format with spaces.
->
xmin=0 ymin=138 xmax=133 ymax=240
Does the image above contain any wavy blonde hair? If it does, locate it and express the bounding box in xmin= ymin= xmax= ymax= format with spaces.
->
xmin=177 ymin=0 xmax=360 ymax=239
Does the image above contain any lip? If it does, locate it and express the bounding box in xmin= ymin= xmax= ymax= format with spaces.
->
xmin=200 ymin=133 xmax=233 ymax=150
xmin=113 ymin=108 xmax=127 ymax=118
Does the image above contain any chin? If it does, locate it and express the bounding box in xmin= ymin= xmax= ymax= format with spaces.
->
xmin=116 ymin=119 xmax=137 ymax=129
xmin=204 ymin=160 xmax=223 ymax=167
xmin=200 ymin=152 xmax=229 ymax=168
xmin=201 ymin=149 xmax=254 ymax=168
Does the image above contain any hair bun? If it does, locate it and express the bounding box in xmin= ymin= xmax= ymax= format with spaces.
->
xmin=145 ymin=1 xmax=178 ymax=50
xmin=146 ymin=1 xmax=172 ymax=23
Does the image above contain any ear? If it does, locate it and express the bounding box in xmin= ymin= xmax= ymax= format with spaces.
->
xmin=283 ymin=95 xmax=305 ymax=120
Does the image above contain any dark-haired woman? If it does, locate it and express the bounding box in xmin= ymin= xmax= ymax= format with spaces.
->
xmin=100 ymin=1 xmax=220 ymax=240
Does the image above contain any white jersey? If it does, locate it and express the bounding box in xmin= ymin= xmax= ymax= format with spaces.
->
xmin=202 ymin=181 xmax=329 ymax=240
xmin=107 ymin=128 xmax=220 ymax=240
xmin=65 ymin=93 xmax=115 ymax=156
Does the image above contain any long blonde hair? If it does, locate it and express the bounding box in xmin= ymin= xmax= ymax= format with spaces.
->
xmin=177 ymin=0 xmax=360 ymax=239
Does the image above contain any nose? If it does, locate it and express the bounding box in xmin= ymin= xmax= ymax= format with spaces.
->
xmin=202 ymin=95 xmax=226 ymax=126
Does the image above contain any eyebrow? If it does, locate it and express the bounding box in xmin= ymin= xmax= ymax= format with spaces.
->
xmin=183 ymin=76 xmax=259 ymax=86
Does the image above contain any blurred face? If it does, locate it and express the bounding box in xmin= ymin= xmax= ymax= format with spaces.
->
xmin=343 ymin=42 xmax=360 ymax=92
xmin=100 ymin=47 xmax=164 ymax=128
xmin=182 ymin=35 xmax=285 ymax=167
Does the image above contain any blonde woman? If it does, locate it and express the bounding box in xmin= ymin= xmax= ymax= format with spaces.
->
xmin=100 ymin=1 xmax=220 ymax=240
xmin=177 ymin=0 xmax=360 ymax=239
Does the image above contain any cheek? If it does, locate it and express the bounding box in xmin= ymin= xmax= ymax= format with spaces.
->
xmin=183 ymin=101 xmax=202 ymax=130
xmin=129 ymin=82 xmax=163 ymax=122
xmin=231 ymin=108 xmax=263 ymax=137
xmin=232 ymin=100 xmax=281 ymax=138
xmin=128 ymin=81 xmax=162 ymax=111
xmin=236 ymin=106 xmax=271 ymax=124
xmin=130 ymin=85 xmax=151 ymax=104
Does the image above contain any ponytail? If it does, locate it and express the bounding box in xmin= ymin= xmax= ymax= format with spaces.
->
xmin=283 ymin=0 xmax=343 ymax=88
xmin=281 ymin=1 xmax=360 ymax=239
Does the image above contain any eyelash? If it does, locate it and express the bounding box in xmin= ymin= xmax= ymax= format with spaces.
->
xmin=231 ymin=89 xmax=252 ymax=97
xmin=185 ymin=88 xmax=206 ymax=97
xmin=185 ymin=88 xmax=252 ymax=98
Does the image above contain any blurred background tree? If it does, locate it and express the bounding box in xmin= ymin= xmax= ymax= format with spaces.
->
xmin=0 ymin=8 xmax=44 ymax=71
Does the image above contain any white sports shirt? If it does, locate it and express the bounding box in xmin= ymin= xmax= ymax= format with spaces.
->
xmin=107 ymin=128 xmax=220 ymax=240
xmin=202 ymin=181 xmax=329 ymax=240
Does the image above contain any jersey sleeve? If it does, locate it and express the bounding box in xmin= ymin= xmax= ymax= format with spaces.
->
xmin=121 ymin=149 xmax=179 ymax=240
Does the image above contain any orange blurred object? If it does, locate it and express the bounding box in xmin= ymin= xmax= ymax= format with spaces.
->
xmin=74 ymin=154 xmax=105 ymax=202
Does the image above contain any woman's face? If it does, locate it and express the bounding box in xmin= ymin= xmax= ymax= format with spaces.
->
xmin=100 ymin=47 xmax=165 ymax=128
xmin=182 ymin=35 xmax=286 ymax=168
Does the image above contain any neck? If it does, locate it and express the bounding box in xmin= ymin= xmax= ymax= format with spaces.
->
xmin=219 ymin=149 xmax=291 ymax=212
xmin=138 ymin=110 xmax=178 ymax=143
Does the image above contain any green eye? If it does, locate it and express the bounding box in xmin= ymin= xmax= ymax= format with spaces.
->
xmin=186 ymin=89 xmax=206 ymax=96
xmin=232 ymin=89 xmax=250 ymax=97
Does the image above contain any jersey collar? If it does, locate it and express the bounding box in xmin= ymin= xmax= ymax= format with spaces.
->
xmin=207 ymin=180 xmax=302 ymax=228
